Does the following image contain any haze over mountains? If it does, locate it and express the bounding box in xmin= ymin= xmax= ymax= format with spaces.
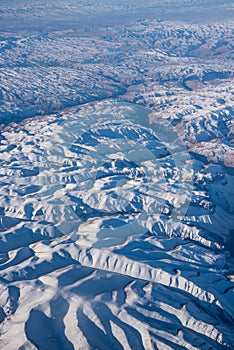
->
xmin=0 ymin=1 xmax=233 ymax=349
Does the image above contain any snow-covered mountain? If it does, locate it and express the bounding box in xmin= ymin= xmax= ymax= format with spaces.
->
xmin=0 ymin=1 xmax=233 ymax=349
xmin=0 ymin=101 xmax=233 ymax=349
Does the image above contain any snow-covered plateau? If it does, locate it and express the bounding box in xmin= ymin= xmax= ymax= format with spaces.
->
xmin=0 ymin=1 xmax=234 ymax=349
